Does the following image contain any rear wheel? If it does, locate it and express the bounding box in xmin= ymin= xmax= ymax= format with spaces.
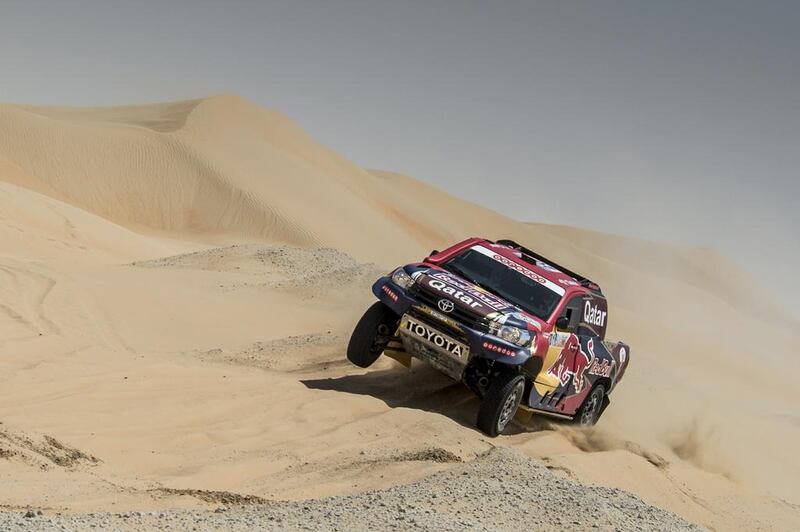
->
xmin=575 ymin=385 xmax=605 ymax=426
xmin=476 ymin=372 xmax=526 ymax=437
xmin=346 ymin=302 xmax=399 ymax=368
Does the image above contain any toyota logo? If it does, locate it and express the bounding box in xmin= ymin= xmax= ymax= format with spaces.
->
xmin=438 ymin=299 xmax=455 ymax=313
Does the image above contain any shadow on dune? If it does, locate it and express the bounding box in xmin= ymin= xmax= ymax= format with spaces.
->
xmin=301 ymin=363 xmax=561 ymax=435
xmin=301 ymin=364 xmax=485 ymax=431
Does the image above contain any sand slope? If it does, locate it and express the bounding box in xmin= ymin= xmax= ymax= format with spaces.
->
xmin=0 ymin=97 xmax=797 ymax=530
xmin=1 ymin=96 xmax=520 ymax=263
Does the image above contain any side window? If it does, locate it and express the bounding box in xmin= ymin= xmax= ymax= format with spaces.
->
xmin=559 ymin=296 xmax=584 ymax=331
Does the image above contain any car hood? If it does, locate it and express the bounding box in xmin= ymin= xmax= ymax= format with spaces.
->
xmin=407 ymin=266 xmax=547 ymax=332
xmin=412 ymin=267 xmax=514 ymax=319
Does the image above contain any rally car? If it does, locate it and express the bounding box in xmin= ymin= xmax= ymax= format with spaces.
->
xmin=347 ymin=238 xmax=630 ymax=436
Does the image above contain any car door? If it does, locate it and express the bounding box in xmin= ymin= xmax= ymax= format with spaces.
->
xmin=533 ymin=296 xmax=586 ymax=397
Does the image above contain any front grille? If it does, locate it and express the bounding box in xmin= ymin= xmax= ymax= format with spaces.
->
xmin=407 ymin=307 xmax=468 ymax=343
xmin=411 ymin=285 xmax=488 ymax=331
xmin=402 ymin=335 xmax=466 ymax=380
xmin=398 ymin=315 xmax=470 ymax=380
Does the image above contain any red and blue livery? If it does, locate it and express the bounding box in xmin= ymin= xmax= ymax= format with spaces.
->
xmin=347 ymin=238 xmax=630 ymax=436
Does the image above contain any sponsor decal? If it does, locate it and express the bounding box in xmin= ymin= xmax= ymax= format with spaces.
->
xmin=382 ymin=285 xmax=398 ymax=302
xmin=588 ymin=358 xmax=614 ymax=377
xmin=571 ymin=348 xmax=592 ymax=394
xmin=414 ymin=305 xmax=461 ymax=329
xmin=437 ymin=299 xmax=455 ymax=313
xmin=546 ymin=336 xmax=593 ymax=394
xmin=427 ymin=272 xmax=507 ymax=311
xmin=403 ymin=318 xmax=465 ymax=358
xmin=548 ymin=331 xmax=569 ymax=348
xmin=494 ymin=254 xmax=550 ymax=284
xmin=586 ymin=338 xmax=614 ymax=377
xmin=470 ymin=246 xmax=566 ymax=296
xmin=583 ymin=301 xmax=607 ymax=328
xmin=482 ymin=341 xmax=516 ymax=357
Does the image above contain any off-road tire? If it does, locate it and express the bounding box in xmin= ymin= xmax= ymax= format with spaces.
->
xmin=476 ymin=372 xmax=526 ymax=437
xmin=346 ymin=302 xmax=399 ymax=368
xmin=575 ymin=385 xmax=605 ymax=426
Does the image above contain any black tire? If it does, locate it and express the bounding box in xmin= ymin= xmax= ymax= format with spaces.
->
xmin=346 ymin=302 xmax=399 ymax=368
xmin=575 ymin=385 xmax=605 ymax=426
xmin=476 ymin=372 xmax=526 ymax=437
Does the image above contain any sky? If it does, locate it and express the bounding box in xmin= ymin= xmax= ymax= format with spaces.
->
xmin=1 ymin=1 xmax=798 ymax=313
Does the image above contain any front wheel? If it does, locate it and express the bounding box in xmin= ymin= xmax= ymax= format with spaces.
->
xmin=346 ymin=302 xmax=399 ymax=368
xmin=476 ymin=372 xmax=526 ymax=437
xmin=575 ymin=385 xmax=605 ymax=426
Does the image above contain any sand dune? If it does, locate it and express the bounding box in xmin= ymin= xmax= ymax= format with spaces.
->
xmin=1 ymin=96 xmax=485 ymax=262
xmin=0 ymin=96 xmax=797 ymax=529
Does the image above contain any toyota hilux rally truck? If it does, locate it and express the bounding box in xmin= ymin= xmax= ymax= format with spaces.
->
xmin=347 ymin=238 xmax=630 ymax=436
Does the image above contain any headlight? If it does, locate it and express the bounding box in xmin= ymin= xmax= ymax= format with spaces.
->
xmin=391 ymin=268 xmax=415 ymax=289
xmin=498 ymin=325 xmax=532 ymax=347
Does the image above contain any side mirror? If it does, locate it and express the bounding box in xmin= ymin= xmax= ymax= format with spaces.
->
xmin=556 ymin=316 xmax=571 ymax=331
xmin=429 ymin=249 xmax=440 ymax=256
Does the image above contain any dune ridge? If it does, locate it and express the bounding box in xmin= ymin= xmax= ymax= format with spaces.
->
xmin=0 ymin=96 xmax=797 ymax=530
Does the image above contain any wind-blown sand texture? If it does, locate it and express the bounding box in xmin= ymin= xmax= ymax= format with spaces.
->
xmin=0 ymin=96 xmax=797 ymax=530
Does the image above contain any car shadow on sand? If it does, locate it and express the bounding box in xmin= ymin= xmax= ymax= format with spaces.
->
xmin=301 ymin=363 xmax=483 ymax=431
xmin=301 ymin=362 xmax=560 ymax=435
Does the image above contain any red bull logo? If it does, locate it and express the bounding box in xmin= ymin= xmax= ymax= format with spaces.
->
xmin=588 ymin=358 xmax=614 ymax=377
xmin=546 ymin=335 xmax=593 ymax=394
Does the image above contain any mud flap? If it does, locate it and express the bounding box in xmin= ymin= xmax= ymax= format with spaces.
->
xmin=384 ymin=337 xmax=412 ymax=368
xmin=384 ymin=350 xmax=412 ymax=368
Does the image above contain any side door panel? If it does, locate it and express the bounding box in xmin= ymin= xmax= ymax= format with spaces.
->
xmin=529 ymin=295 xmax=616 ymax=414
xmin=559 ymin=335 xmax=609 ymax=414
xmin=529 ymin=296 xmax=587 ymax=410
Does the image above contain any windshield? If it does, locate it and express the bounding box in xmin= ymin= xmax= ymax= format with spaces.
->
xmin=444 ymin=248 xmax=563 ymax=319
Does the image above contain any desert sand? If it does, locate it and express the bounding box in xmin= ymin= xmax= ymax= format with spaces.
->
xmin=0 ymin=96 xmax=797 ymax=530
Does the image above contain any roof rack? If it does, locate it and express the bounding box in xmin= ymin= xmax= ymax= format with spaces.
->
xmin=495 ymin=239 xmax=603 ymax=295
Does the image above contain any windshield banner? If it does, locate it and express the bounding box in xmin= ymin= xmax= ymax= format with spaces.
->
xmin=471 ymin=245 xmax=566 ymax=296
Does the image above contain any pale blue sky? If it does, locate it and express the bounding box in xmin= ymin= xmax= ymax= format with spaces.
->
xmin=1 ymin=1 xmax=797 ymax=312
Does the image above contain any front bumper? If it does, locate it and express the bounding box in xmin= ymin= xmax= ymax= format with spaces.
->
xmin=372 ymin=277 xmax=532 ymax=374
xmin=397 ymin=313 xmax=469 ymax=379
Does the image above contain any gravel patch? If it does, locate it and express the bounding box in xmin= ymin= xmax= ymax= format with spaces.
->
xmin=0 ymin=447 xmax=702 ymax=531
